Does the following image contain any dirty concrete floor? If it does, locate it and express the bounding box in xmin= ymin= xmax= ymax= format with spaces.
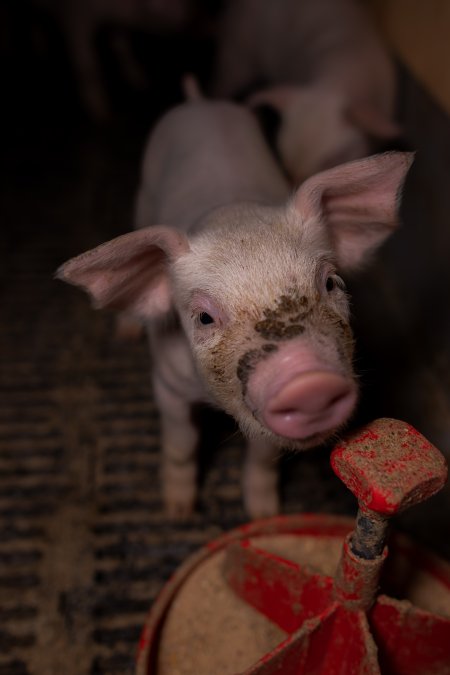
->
xmin=1 ymin=12 xmax=450 ymax=675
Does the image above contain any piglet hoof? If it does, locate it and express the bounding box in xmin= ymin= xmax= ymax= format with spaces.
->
xmin=244 ymin=485 xmax=280 ymax=520
xmin=163 ymin=487 xmax=197 ymax=521
xmin=243 ymin=460 xmax=280 ymax=519
xmin=162 ymin=458 xmax=197 ymax=520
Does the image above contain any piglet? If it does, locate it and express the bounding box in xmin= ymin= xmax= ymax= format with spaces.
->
xmin=56 ymin=98 xmax=413 ymax=518
xmin=213 ymin=0 xmax=401 ymax=183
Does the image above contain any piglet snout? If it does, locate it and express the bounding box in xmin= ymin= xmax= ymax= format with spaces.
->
xmin=246 ymin=342 xmax=357 ymax=441
xmin=263 ymin=370 xmax=356 ymax=440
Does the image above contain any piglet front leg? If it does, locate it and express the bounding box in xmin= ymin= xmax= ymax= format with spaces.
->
xmin=243 ymin=437 xmax=280 ymax=519
xmin=153 ymin=374 xmax=199 ymax=519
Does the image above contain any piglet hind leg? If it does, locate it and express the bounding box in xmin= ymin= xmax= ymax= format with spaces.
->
xmin=243 ymin=436 xmax=280 ymax=519
xmin=153 ymin=377 xmax=199 ymax=520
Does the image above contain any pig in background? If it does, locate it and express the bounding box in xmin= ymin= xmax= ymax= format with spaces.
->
xmin=56 ymin=93 xmax=413 ymax=519
xmin=212 ymin=0 xmax=402 ymax=183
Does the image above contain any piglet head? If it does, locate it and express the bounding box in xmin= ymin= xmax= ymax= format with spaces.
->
xmin=173 ymin=151 xmax=413 ymax=449
xmin=248 ymin=85 xmax=401 ymax=184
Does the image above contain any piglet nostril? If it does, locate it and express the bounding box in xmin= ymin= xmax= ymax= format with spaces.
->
xmin=328 ymin=389 xmax=350 ymax=407
xmin=276 ymin=408 xmax=298 ymax=417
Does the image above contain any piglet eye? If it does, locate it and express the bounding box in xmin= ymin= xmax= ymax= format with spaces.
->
xmin=326 ymin=274 xmax=346 ymax=292
xmin=326 ymin=276 xmax=335 ymax=292
xmin=191 ymin=291 xmax=226 ymax=331
xmin=198 ymin=312 xmax=215 ymax=325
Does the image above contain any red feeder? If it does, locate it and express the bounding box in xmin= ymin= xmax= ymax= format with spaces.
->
xmin=136 ymin=419 xmax=450 ymax=675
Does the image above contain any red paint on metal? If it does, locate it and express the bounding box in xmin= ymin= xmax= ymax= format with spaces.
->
xmin=333 ymin=536 xmax=387 ymax=610
xmin=224 ymin=540 xmax=333 ymax=633
xmin=331 ymin=418 xmax=447 ymax=515
xmin=370 ymin=595 xmax=450 ymax=674
xmin=240 ymin=604 xmax=381 ymax=674
xmin=300 ymin=607 xmax=379 ymax=675
xmin=224 ymin=537 xmax=450 ymax=674
xmin=241 ymin=613 xmax=329 ymax=675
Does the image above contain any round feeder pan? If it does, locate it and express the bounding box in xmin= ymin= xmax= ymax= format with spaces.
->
xmin=136 ymin=512 xmax=450 ymax=675
xmin=137 ymin=419 xmax=450 ymax=674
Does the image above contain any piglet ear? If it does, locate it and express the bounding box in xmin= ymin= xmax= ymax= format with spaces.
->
xmin=293 ymin=151 xmax=414 ymax=271
xmin=56 ymin=226 xmax=191 ymax=319
xmin=346 ymin=101 xmax=402 ymax=139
